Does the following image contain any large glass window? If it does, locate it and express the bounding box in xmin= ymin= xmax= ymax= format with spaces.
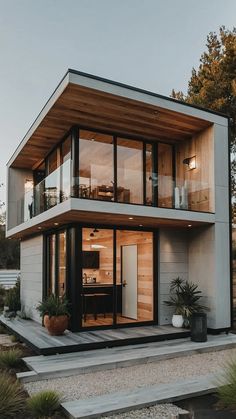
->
xmin=45 ymin=148 xmax=60 ymax=209
xmin=77 ymin=130 xmax=114 ymax=201
xmin=58 ymin=231 xmax=67 ymax=297
xmin=117 ymin=139 xmax=143 ymax=204
xmin=47 ymin=231 xmax=67 ymax=298
xmin=48 ymin=234 xmax=56 ymax=295
xmin=61 ymin=136 xmax=71 ymax=202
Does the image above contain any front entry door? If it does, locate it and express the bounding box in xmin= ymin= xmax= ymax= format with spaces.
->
xmin=121 ymin=244 xmax=138 ymax=320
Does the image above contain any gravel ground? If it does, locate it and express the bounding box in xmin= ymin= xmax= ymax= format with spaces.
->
xmin=103 ymin=404 xmax=189 ymax=418
xmin=24 ymin=348 xmax=236 ymax=402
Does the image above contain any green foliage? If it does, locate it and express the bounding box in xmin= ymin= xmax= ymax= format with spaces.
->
xmin=37 ymin=294 xmax=69 ymax=318
xmin=27 ymin=390 xmax=61 ymax=418
xmin=164 ymin=278 xmax=208 ymax=318
xmin=5 ymin=280 xmax=21 ymax=312
xmin=10 ymin=334 xmax=19 ymax=343
xmin=217 ymin=358 xmax=236 ymax=409
xmin=0 ymin=224 xmax=20 ymax=269
xmin=171 ymin=26 xmax=236 ymax=219
xmin=0 ymin=285 xmax=6 ymax=309
xmin=0 ymin=372 xmax=26 ymax=418
xmin=0 ymin=325 xmax=7 ymax=334
xmin=0 ymin=348 xmax=23 ymax=370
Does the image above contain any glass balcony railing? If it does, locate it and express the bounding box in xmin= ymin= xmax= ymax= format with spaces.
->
xmin=17 ymin=166 xmax=212 ymax=226
xmin=19 ymin=160 xmax=71 ymax=224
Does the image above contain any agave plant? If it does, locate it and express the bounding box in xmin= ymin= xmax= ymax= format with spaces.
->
xmin=164 ymin=278 xmax=208 ymax=319
xmin=27 ymin=390 xmax=61 ymax=418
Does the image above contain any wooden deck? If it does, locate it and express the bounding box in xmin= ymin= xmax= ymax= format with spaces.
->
xmin=0 ymin=316 xmax=190 ymax=355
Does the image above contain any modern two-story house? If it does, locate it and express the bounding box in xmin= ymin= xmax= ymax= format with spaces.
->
xmin=6 ymin=69 xmax=231 ymax=334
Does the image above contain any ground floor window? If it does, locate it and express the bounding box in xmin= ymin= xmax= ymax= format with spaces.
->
xmin=45 ymin=226 xmax=156 ymax=331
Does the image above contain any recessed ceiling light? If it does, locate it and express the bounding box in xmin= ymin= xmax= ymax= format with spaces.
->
xmin=139 ymin=224 xmax=143 ymax=227
xmin=54 ymin=222 xmax=59 ymax=226
xmin=188 ymin=224 xmax=192 ymax=227
xmin=38 ymin=226 xmax=42 ymax=230
xmin=128 ymin=217 xmax=133 ymax=220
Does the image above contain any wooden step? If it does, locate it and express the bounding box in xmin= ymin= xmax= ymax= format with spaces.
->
xmin=61 ymin=373 xmax=218 ymax=418
xmin=18 ymin=333 xmax=236 ymax=382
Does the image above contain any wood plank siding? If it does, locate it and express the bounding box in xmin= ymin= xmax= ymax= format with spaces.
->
xmin=11 ymin=82 xmax=212 ymax=170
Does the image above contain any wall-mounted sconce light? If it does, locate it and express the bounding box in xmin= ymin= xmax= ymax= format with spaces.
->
xmin=183 ymin=156 xmax=196 ymax=170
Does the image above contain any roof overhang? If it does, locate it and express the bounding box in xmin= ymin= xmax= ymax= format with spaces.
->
xmin=8 ymin=69 xmax=228 ymax=170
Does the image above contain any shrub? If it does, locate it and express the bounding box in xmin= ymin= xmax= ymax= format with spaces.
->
xmin=0 ymin=372 xmax=26 ymax=418
xmin=5 ymin=280 xmax=21 ymax=312
xmin=217 ymin=358 xmax=236 ymax=408
xmin=0 ymin=324 xmax=7 ymax=334
xmin=27 ymin=390 xmax=61 ymax=418
xmin=0 ymin=285 xmax=6 ymax=308
xmin=10 ymin=334 xmax=19 ymax=343
xmin=0 ymin=348 xmax=23 ymax=370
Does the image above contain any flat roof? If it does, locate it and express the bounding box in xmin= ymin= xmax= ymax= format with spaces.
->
xmin=7 ymin=69 xmax=228 ymax=169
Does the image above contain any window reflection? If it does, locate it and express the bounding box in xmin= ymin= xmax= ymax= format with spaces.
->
xmin=117 ymin=139 xmax=143 ymax=204
xmin=77 ymin=130 xmax=114 ymax=201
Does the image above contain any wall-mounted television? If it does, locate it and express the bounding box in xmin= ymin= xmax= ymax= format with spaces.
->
xmin=82 ymin=251 xmax=100 ymax=269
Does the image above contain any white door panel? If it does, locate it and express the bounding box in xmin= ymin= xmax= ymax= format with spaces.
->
xmin=122 ymin=245 xmax=138 ymax=319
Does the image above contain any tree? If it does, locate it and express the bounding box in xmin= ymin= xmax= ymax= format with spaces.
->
xmin=172 ymin=26 xmax=236 ymax=219
xmin=0 ymin=183 xmax=19 ymax=269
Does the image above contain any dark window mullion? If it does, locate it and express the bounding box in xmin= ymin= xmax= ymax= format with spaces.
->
xmin=72 ymin=126 xmax=79 ymax=198
xmin=113 ymin=136 xmax=117 ymax=202
xmin=143 ymin=142 xmax=146 ymax=205
xmin=113 ymin=228 xmax=117 ymax=327
xmin=55 ymin=233 xmax=59 ymax=296
xmin=154 ymin=143 xmax=158 ymax=207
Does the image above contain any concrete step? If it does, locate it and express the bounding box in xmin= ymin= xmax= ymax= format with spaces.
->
xmin=61 ymin=373 xmax=218 ymax=418
xmin=18 ymin=333 xmax=236 ymax=383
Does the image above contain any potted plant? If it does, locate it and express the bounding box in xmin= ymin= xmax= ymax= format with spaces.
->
xmin=37 ymin=294 xmax=69 ymax=336
xmin=164 ymin=277 xmax=208 ymax=328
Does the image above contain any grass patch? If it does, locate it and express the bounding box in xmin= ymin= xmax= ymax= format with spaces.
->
xmin=27 ymin=390 xmax=61 ymax=418
xmin=216 ymin=358 xmax=236 ymax=410
xmin=0 ymin=348 xmax=22 ymax=370
xmin=0 ymin=371 xmax=26 ymax=418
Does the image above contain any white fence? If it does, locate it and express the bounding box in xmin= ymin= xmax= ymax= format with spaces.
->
xmin=0 ymin=270 xmax=20 ymax=289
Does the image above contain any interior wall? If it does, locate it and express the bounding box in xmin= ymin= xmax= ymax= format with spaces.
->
xmin=20 ymin=235 xmax=43 ymax=322
xmin=82 ymin=229 xmax=113 ymax=283
xmin=159 ymin=229 xmax=189 ymax=325
xmin=175 ymin=125 xmax=214 ymax=212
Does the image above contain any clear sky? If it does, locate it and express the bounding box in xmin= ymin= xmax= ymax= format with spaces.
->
xmin=0 ymin=0 xmax=236 ymax=206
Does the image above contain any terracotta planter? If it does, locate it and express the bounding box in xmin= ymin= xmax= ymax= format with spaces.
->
xmin=44 ymin=314 xmax=69 ymax=336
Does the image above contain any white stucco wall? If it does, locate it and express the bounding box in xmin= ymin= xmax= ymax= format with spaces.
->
xmin=159 ymin=229 xmax=189 ymax=325
xmin=20 ymin=235 xmax=43 ymax=323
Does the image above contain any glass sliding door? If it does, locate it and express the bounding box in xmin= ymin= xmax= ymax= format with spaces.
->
xmin=116 ymin=230 xmax=154 ymax=324
xmin=117 ymin=139 xmax=143 ymax=204
xmin=80 ymin=227 xmax=154 ymax=329
xmin=81 ymin=228 xmax=114 ymax=327
xmin=77 ymin=130 xmax=114 ymax=201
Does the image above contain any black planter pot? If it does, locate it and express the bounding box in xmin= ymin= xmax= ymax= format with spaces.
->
xmin=190 ymin=312 xmax=207 ymax=342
